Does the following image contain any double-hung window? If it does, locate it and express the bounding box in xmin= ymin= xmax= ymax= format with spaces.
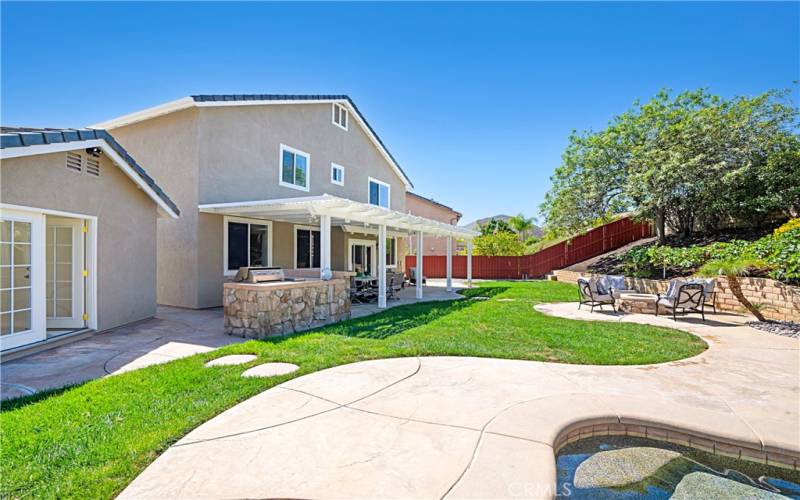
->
xmin=225 ymin=217 xmax=271 ymax=274
xmin=368 ymin=177 xmax=390 ymax=209
xmin=332 ymin=103 xmax=348 ymax=130
xmin=295 ymin=227 xmax=321 ymax=269
xmin=331 ymin=163 xmax=344 ymax=186
xmin=279 ymin=144 xmax=310 ymax=191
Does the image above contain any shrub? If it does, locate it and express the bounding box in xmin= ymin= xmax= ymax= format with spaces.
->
xmin=774 ymin=218 xmax=800 ymax=236
xmin=620 ymin=227 xmax=800 ymax=284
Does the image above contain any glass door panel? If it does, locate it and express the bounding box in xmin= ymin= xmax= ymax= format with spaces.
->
xmin=0 ymin=209 xmax=44 ymax=351
xmin=45 ymin=218 xmax=84 ymax=330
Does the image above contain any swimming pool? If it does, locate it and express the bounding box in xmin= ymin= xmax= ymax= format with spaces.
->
xmin=556 ymin=436 xmax=800 ymax=498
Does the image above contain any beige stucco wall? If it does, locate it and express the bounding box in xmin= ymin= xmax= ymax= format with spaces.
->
xmin=114 ymin=102 xmax=410 ymax=308
xmin=111 ymin=109 xmax=200 ymax=308
xmin=405 ymin=193 xmax=461 ymax=257
xmin=1 ymin=151 xmax=158 ymax=331
xmin=196 ymin=104 xmax=407 ymax=211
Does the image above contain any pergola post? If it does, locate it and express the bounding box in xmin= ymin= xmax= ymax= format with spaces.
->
xmin=378 ymin=224 xmax=387 ymax=308
xmin=446 ymin=236 xmax=453 ymax=292
xmin=320 ymin=214 xmax=331 ymax=280
xmin=467 ymin=239 xmax=473 ymax=288
xmin=416 ymin=230 xmax=424 ymax=299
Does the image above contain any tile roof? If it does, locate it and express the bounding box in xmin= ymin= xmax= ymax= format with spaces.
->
xmin=190 ymin=94 xmax=412 ymax=188
xmin=1 ymin=127 xmax=179 ymax=216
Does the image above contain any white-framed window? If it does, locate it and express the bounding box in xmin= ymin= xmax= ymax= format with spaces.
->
xmin=332 ymin=103 xmax=348 ymax=131
xmin=279 ymin=144 xmax=310 ymax=192
xmin=294 ymin=225 xmax=321 ymax=269
xmin=368 ymin=177 xmax=391 ymax=209
xmin=223 ymin=216 xmax=272 ymax=275
xmin=385 ymin=236 xmax=397 ymax=268
xmin=331 ymin=163 xmax=345 ymax=186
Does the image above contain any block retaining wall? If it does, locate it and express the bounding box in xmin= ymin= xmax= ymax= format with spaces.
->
xmin=552 ymin=270 xmax=799 ymax=322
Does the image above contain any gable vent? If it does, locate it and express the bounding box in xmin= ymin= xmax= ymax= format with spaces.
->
xmin=66 ymin=152 xmax=83 ymax=173
xmin=86 ymin=157 xmax=100 ymax=177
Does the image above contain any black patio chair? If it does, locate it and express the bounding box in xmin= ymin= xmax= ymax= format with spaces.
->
xmin=656 ymin=282 xmax=705 ymax=321
xmin=577 ymin=277 xmax=616 ymax=313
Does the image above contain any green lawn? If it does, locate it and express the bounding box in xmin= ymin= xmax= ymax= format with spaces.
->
xmin=0 ymin=281 xmax=706 ymax=499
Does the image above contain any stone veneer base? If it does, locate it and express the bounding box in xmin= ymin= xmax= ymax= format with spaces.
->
xmin=223 ymin=279 xmax=351 ymax=339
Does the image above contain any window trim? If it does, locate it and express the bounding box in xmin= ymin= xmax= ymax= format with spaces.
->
xmin=386 ymin=236 xmax=397 ymax=268
xmin=330 ymin=162 xmax=345 ymax=186
xmin=331 ymin=103 xmax=349 ymax=131
xmin=278 ymin=144 xmax=311 ymax=192
xmin=368 ymin=177 xmax=391 ymax=210
xmin=223 ymin=216 xmax=273 ymax=276
xmin=293 ymin=224 xmax=321 ymax=270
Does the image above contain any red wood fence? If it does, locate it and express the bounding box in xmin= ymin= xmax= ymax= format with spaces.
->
xmin=405 ymin=217 xmax=652 ymax=279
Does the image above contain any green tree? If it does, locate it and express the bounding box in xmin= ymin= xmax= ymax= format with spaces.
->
xmin=508 ymin=213 xmax=537 ymax=242
xmin=478 ymin=218 xmax=515 ymax=236
xmin=472 ymin=231 xmax=526 ymax=256
xmin=541 ymin=88 xmax=799 ymax=243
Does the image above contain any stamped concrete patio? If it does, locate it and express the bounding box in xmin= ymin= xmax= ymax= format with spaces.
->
xmin=118 ymin=303 xmax=799 ymax=499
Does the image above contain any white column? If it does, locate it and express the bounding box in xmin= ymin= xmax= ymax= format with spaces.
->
xmin=378 ymin=224 xmax=387 ymax=308
xmin=446 ymin=236 xmax=453 ymax=292
xmin=320 ymin=214 xmax=331 ymax=280
xmin=416 ymin=230 xmax=424 ymax=299
xmin=467 ymin=239 xmax=473 ymax=288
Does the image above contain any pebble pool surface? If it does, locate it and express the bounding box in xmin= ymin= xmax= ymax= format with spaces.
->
xmin=556 ymin=436 xmax=800 ymax=499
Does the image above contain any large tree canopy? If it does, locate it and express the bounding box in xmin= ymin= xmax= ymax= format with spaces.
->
xmin=540 ymin=89 xmax=799 ymax=242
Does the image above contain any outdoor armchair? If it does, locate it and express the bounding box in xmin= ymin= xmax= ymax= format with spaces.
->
xmin=656 ymin=280 xmax=705 ymax=321
xmin=577 ymin=277 xmax=616 ymax=312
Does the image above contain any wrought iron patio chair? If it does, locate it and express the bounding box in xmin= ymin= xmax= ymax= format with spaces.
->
xmin=656 ymin=282 xmax=705 ymax=321
xmin=577 ymin=277 xmax=616 ymax=312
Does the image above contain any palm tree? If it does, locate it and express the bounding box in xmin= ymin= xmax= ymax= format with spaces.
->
xmin=508 ymin=213 xmax=537 ymax=242
xmin=697 ymin=257 xmax=768 ymax=321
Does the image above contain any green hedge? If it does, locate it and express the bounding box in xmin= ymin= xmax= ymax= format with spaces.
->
xmin=622 ymin=226 xmax=800 ymax=284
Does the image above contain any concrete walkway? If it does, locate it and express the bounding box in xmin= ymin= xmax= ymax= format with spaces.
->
xmin=0 ymin=307 xmax=242 ymax=400
xmin=119 ymin=304 xmax=799 ymax=499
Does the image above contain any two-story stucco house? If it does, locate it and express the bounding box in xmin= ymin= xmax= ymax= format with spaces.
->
xmin=92 ymin=95 xmax=476 ymax=310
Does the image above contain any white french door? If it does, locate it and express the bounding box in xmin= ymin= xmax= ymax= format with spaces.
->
xmin=0 ymin=209 xmax=45 ymax=351
xmin=45 ymin=217 xmax=85 ymax=329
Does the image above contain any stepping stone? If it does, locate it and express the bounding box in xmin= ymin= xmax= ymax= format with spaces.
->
xmin=574 ymin=447 xmax=681 ymax=488
xmin=205 ymin=354 xmax=257 ymax=367
xmin=242 ymin=362 xmax=299 ymax=378
xmin=671 ymin=472 xmax=785 ymax=499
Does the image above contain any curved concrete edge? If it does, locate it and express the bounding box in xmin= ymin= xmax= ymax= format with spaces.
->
xmin=447 ymin=393 xmax=799 ymax=499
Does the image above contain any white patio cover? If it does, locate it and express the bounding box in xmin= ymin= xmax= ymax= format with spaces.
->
xmin=199 ymin=194 xmax=478 ymax=239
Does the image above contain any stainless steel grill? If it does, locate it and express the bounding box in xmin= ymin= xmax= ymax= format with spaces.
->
xmin=233 ymin=266 xmax=285 ymax=283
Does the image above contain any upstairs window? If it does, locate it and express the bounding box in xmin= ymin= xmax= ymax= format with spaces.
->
xmin=368 ymin=178 xmax=390 ymax=209
xmin=331 ymin=163 xmax=344 ymax=186
xmin=279 ymin=144 xmax=310 ymax=191
xmin=332 ymin=103 xmax=348 ymax=131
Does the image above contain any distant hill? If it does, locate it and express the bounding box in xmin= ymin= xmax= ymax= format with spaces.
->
xmin=462 ymin=215 xmax=543 ymax=237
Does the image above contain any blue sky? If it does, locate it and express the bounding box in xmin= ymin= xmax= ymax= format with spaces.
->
xmin=2 ymin=2 xmax=797 ymax=225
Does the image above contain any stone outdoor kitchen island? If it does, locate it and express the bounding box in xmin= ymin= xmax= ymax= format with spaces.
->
xmin=223 ymin=278 xmax=351 ymax=339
